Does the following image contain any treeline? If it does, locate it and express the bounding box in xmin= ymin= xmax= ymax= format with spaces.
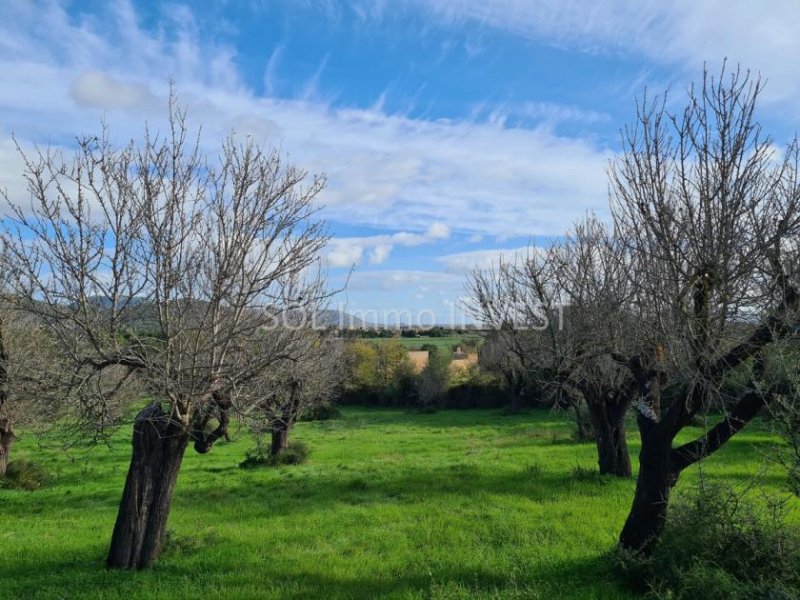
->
xmin=338 ymin=339 xmax=528 ymax=409
xmin=339 ymin=326 xmax=481 ymax=339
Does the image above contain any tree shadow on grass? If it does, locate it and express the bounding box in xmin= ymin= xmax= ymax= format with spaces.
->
xmin=0 ymin=545 xmax=634 ymax=600
xmin=172 ymin=461 xmax=637 ymax=521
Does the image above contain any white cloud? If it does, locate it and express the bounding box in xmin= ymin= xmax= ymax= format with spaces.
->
xmin=326 ymin=244 xmax=364 ymax=268
xmin=0 ymin=0 xmax=611 ymax=242
xmin=471 ymin=100 xmax=610 ymax=129
xmin=348 ymin=269 xmax=461 ymax=292
xmin=326 ymin=221 xmax=452 ymax=267
xmin=426 ymin=222 xmax=450 ymax=240
xmin=263 ymin=44 xmax=284 ymax=96
xmin=391 ymin=0 xmax=800 ymax=109
xmin=369 ymin=243 xmax=393 ymax=265
xmin=438 ymin=247 xmax=530 ymax=274
xmin=71 ymin=70 xmax=156 ymax=110
xmin=0 ymin=137 xmax=29 ymax=208
xmin=341 ymin=268 xmax=475 ymax=324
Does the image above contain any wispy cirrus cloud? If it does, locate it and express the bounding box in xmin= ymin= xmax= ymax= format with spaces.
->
xmin=384 ymin=0 xmax=800 ymax=110
xmin=0 ymin=0 xmax=612 ymax=244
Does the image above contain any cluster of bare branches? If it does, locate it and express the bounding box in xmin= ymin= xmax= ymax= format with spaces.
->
xmin=0 ymin=302 xmax=62 ymax=476
xmin=0 ymin=98 xmax=333 ymax=568
xmin=609 ymin=64 xmax=800 ymax=552
xmin=242 ymin=331 xmax=345 ymax=458
xmin=468 ymin=63 xmax=800 ymax=553
xmin=467 ymin=215 xmax=640 ymax=475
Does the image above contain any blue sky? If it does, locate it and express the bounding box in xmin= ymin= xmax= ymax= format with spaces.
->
xmin=2 ymin=1 xmax=800 ymax=324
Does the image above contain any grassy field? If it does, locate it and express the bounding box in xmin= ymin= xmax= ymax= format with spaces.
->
xmin=1 ymin=407 xmax=794 ymax=599
xmin=371 ymin=335 xmax=483 ymax=350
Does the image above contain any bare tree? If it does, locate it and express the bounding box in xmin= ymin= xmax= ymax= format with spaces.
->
xmin=0 ymin=99 xmax=331 ymax=569
xmin=0 ymin=306 xmax=60 ymax=476
xmin=466 ymin=215 xmax=638 ymax=476
xmin=609 ymin=64 xmax=800 ymax=552
xmin=478 ymin=330 xmax=529 ymax=410
xmin=0 ymin=244 xmax=64 ymax=477
xmin=416 ymin=346 xmax=451 ymax=410
xmin=246 ymin=332 xmax=344 ymax=458
xmin=550 ymin=218 xmax=640 ymax=476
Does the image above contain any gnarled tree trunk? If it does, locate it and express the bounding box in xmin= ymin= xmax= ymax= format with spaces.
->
xmin=270 ymin=416 xmax=292 ymax=457
xmin=618 ymin=428 xmax=678 ymax=553
xmin=107 ymin=404 xmax=189 ymax=570
xmin=0 ymin=418 xmax=15 ymax=477
xmin=587 ymin=402 xmax=631 ymax=477
xmin=271 ymin=384 xmax=300 ymax=457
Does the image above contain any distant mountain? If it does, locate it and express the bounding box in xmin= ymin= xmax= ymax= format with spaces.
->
xmin=84 ymin=298 xmax=370 ymax=331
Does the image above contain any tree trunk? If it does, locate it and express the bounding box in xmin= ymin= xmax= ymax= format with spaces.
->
xmin=572 ymin=402 xmax=595 ymax=441
xmin=270 ymin=419 xmax=291 ymax=457
xmin=106 ymin=404 xmax=189 ymax=570
xmin=587 ymin=403 xmax=631 ymax=477
xmin=0 ymin=418 xmax=15 ymax=477
xmin=618 ymin=430 xmax=678 ymax=554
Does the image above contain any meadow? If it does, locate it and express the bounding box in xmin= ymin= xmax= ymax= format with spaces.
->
xmin=371 ymin=336 xmax=483 ymax=351
xmin=1 ymin=407 xmax=793 ymax=599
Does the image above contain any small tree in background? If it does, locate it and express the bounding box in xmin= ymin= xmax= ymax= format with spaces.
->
xmin=341 ymin=340 xmax=415 ymax=405
xmin=478 ymin=330 xmax=530 ymax=411
xmin=0 ymin=307 xmax=60 ymax=477
xmin=417 ymin=346 xmax=451 ymax=410
xmin=246 ymin=334 xmax=344 ymax=460
xmin=467 ymin=215 xmax=639 ymax=476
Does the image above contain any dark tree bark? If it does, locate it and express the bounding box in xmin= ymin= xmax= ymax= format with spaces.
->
xmin=587 ymin=401 xmax=632 ymax=477
xmin=509 ymin=392 xmax=524 ymax=412
xmin=619 ymin=420 xmax=678 ymax=552
xmin=0 ymin=319 xmax=11 ymax=478
xmin=270 ymin=417 xmax=292 ymax=457
xmin=270 ymin=383 xmax=300 ymax=457
xmin=106 ymin=404 xmax=189 ymax=570
xmin=0 ymin=418 xmax=14 ymax=477
xmin=504 ymin=371 xmax=526 ymax=412
xmin=572 ymin=402 xmax=595 ymax=442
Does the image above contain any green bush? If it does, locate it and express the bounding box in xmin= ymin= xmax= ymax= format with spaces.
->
xmin=239 ymin=440 xmax=310 ymax=469
xmin=0 ymin=460 xmax=51 ymax=490
xmin=613 ymin=484 xmax=800 ymax=599
xmin=298 ymin=403 xmax=342 ymax=422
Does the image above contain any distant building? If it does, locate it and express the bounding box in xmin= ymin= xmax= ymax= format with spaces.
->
xmin=452 ymin=345 xmax=468 ymax=360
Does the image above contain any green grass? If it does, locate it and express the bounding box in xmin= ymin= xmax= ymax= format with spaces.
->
xmin=371 ymin=336 xmax=483 ymax=350
xmin=1 ymin=408 xmax=795 ymax=599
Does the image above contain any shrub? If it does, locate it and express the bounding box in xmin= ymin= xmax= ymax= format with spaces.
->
xmin=274 ymin=440 xmax=310 ymax=465
xmin=298 ymin=403 xmax=342 ymax=422
xmin=613 ymin=484 xmax=800 ymax=599
xmin=239 ymin=440 xmax=310 ymax=469
xmin=0 ymin=460 xmax=51 ymax=490
xmin=416 ymin=347 xmax=451 ymax=410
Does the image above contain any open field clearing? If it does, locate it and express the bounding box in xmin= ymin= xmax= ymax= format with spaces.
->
xmin=2 ymin=408 xmax=793 ymax=599
xmin=371 ymin=336 xmax=484 ymax=351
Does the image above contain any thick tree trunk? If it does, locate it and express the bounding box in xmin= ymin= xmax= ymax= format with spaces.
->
xmin=0 ymin=418 xmax=15 ymax=477
xmin=619 ymin=431 xmax=678 ymax=554
xmin=106 ymin=404 xmax=189 ymax=570
xmin=587 ymin=403 xmax=631 ymax=477
xmin=270 ymin=419 xmax=291 ymax=457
